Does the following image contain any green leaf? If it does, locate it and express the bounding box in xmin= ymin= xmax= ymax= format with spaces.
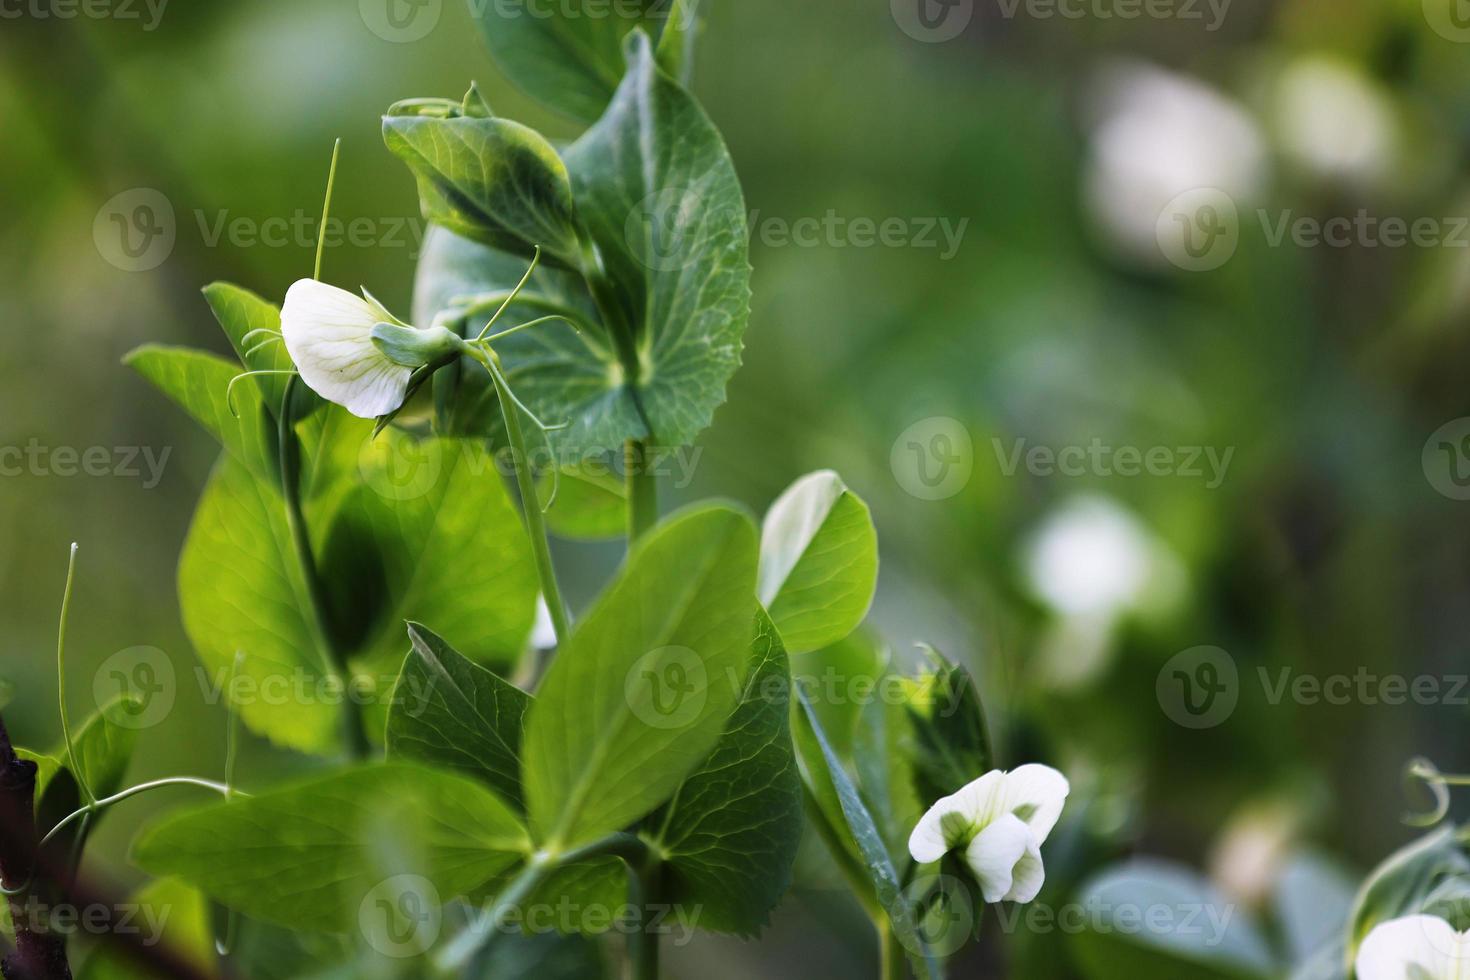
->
xmin=903 ymin=651 xmax=994 ymax=809
xmin=131 ymin=763 xmax=529 ymax=933
xmin=542 ymin=464 xmax=627 ymax=541
xmin=469 ymin=0 xmax=669 ymax=124
xmin=793 ymin=688 xmax=940 ymax=979
xmin=645 ymin=609 xmax=803 ymax=936
xmin=203 ymin=281 xmax=295 ymax=411
xmin=655 ymin=0 xmax=704 ymax=85
xmin=125 ymin=345 xmax=275 ymax=481
xmin=1070 ymin=861 xmax=1276 ymax=980
xmin=382 ymin=113 xmax=584 ymax=267
xmin=385 ymin=623 xmax=530 ymax=810
xmin=758 ymin=471 xmax=878 ymax=654
xmin=22 ymin=697 xmax=142 ymax=857
xmin=1347 ymin=825 xmax=1470 ymax=958
xmin=322 ymin=435 xmax=539 ymax=689
xmin=563 ymin=30 xmax=751 ymax=450
xmin=523 ymin=504 xmax=758 ymax=847
xmin=179 ymin=455 xmax=339 ymax=753
xmin=78 ymin=878 xmax=214 ymax=980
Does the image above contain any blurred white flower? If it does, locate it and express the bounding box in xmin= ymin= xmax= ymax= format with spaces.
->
xmin=281 ymin=279 xmax=462 ymax=419
xmin=1356 ymin=915 xmax=1470 ymax=979
xmin=1273 ymin=57 xmax=1398 ymax=189
xmin=1084 ymin=61 xmax=1266 ymax=266
xmin=1023 ymin=495 xmax=1183 ymax=620
xmin=908 ymin=765 xmax=1069 ymax=904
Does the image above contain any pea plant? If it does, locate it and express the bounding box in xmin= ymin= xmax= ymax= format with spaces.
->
xmin=0 ymin=4 xmax=1068 ymax=979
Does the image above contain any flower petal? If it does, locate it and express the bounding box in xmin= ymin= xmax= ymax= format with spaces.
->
xmin=1356 ymin=915 xmax=1470 ymax=980
xmin=997 ymin=764 xmax=1070 ymax=843
xmin=1002 ymin=834 xmax=1045 ymax=903
xmin=908 ymin=770 xmax=1005 ymax=864
xmin=280 ymin=279 xmax=410 ymax=419
xmin=963 ymin=812 xmax=1034 ymax=904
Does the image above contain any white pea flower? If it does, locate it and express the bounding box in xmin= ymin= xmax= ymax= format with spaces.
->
xmin=907 ymin=765 xmax=1069 ymax=904
xmin=280 ymin=279 xmax=465 ymax=419
xmin=1356 ymin=915 xmax=1470 ymax=979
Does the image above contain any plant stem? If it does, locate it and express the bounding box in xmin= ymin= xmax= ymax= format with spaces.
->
xmin=468 ymin=347 xmax=570 ymax=646
xmin=55 ymin=544 xmax=93 ymax=808
xmin=436 ymin=833 xmax=649 ymax=973
xmin=624 ymin=440 xmax=659 ymax=543
xmin=625 ymin=851 xmax=662 ymax=980
xmin=277 ymin=377 xmax=368 ymax=759
xmin=879 ymin=919 xmax=906 ymax=980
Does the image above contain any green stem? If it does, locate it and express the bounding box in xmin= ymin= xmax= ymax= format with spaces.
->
xmin=879 ymin=919 xmax=906 ymax=980
xmin=277 ymin=377 xmax=368 ymax=758
xmin=468 ymin=347 xmax=570 ymax=647
xmin=626 ymin=852 xmax=662 ymax=980
xmin=39 ymin=777 xmax=236 ymax=851
xmin=625 ymin=440 xmax=659 ymax=543
xmin=55 ymin=543 xmax=94 ymax=806
xmin=436 ymin=833 xmax=648 ymax=973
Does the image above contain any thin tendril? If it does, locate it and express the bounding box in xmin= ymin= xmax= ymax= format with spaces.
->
xmin=243 ymin=336 xmax=283 ymax=359
xmin=37 ymin=778 xmax=240 ymax=852
xmin=315 ymin=138 xmax=341 ymax=282
xmin=1404 ymin=757 xmax=1470 ymax=827
xmin=226 ymin=370 xmax=298 ymax=417
xmin=474 ymin=247 xmax=542 ymax=342
xmin=57 ymin=543 xmax=93 ymax=807
xmin=479 ymin=314 xmax=578 ymax=345
xmin=479 ymin=351 xmax=566 ymax=512
xmin=239 ymin=327 xmax=281 ymax=346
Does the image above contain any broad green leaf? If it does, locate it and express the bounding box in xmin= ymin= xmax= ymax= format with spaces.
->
xmin=78 ymin=878 xmax=214 ymax=980
xmin=125 ymin=345 xmax=275 ymax=481
xmin=645 ymin=609 xmax=803 ymax=936
xmin=132 ymin=764 xmax=529 ymax=933
xmin=903 ymin=651 xmax=993 ymax=809
xmin=179 ymin=455 xmax=338 ymax=753
xmin=322 ymin=435 xmax=539 ymax=695
xmin=791 ymin=629 xmax=888 ymax=761
xmin=562 ymin=31 xmax=751 ymax=450
xmin=413 ymin=225 xmax=642 ymax=453
xmin=203 ymin=281 xmax=295 ymax=411
xmin=469 ymin=0 xmax=668 ymax=125
xmin=523 ymin=504 xmax=758 ymax=847
xmin=382 ymin=114 xmax=584 ymax=266
xmin=1070 ymin=861 xmax=1276 ymax=980
xmin=854 ymin=691 xmax=922 ymax=873
xmin=542 ymin=464 xmax=627 ymax=541
xmin=793 ymin=688 xmax=940 ymax=979
xmin=385 ymin=623 xmax=530 ymax=810
xmin=1348 ymin=825 xmax=1470 ymax=958
xmin=473 ymin=932 xmax=608 ymax=979
xmin=758 ymin=471 xmax=878 ymax=654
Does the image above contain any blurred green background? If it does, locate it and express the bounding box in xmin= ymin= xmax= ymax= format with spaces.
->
xmin=3 ymin=0 xmax=1470 ymax=975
